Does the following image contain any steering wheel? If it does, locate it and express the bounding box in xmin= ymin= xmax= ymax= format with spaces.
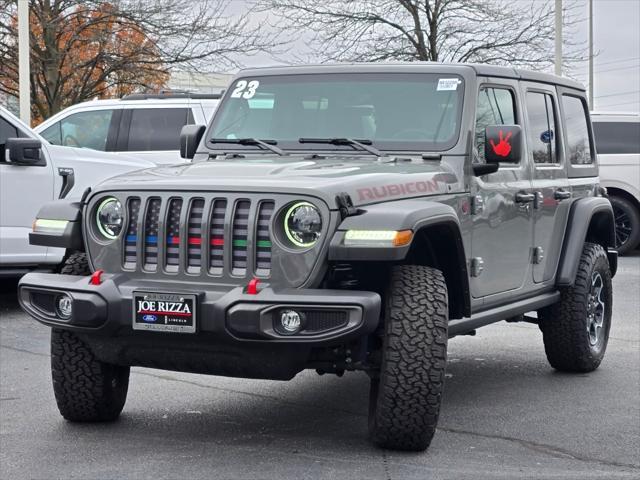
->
xmin=390 ymin=128 xmax=426 ymax=140
xmin=63 ymin=135 xmax=80 ymax=147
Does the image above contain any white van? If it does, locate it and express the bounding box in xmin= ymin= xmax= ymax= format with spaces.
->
xmin=35 ymin=92 xmax=220 ymax=164
xmin=592 ymin=112 xmax=640 ymax=254
xmin=0 ymin=106 xmax=154 ymax=275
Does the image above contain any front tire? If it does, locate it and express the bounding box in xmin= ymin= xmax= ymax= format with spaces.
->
xmin=368 ymin=265 xmax=448 ymax=451
xmin=538 ymin=243 xmax=612 ymax=372
xmin=51 ymin=329 xmax=130 ymax=422
xmin=610 ymin=195 xmax=640 ymax=255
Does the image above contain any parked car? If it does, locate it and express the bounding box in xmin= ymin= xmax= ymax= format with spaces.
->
xmin=19 ymin=64 xmax=617 ymax=452
xmin=591 ymin=112 xmax=640 ymax=254
xmin=35 ymin=92 xmax=221 ymax=164
xmin=0 ymin=106 xmax=154 ymax=276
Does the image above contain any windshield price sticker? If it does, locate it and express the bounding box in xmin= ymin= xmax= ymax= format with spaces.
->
xmin=231 ymin=79 xmax=260 ymax=99
xmin=437 ymin=78 xmax=461 ymax=91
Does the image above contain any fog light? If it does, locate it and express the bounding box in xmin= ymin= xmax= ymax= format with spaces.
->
xmin=55 ymin=294 xmax=73 ymax=320
xmin=278 ymin=309 xmax=304 ymax=335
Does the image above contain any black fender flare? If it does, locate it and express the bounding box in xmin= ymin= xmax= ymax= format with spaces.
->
xmin=556 ymin=196 xmax=617 ymax=286
xmin=328 ymin=199 xmax=470 ymax=318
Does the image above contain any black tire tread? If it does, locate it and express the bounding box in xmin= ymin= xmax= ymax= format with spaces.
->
xmin=51 ymin=329 xmax=129 ymax=422
xmin=59 ymin=252 xmax=91 ymax=276
xmin=538 ymin=242 xmax=612 ymax=372
xmin=369 ymin=265 xmax=448 ymax=451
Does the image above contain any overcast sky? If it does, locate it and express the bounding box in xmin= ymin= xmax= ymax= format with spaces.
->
xmin=228 ymin=0 xmax=640 ymax=113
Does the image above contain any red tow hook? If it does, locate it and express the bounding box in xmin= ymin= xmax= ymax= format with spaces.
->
xmin=89 ymin=269 xmax=104 ymax=285
xmin=246 ymin=277 xmax=260 ymax=295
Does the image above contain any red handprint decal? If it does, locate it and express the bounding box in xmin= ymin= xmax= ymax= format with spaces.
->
xmin=490 ymin=130 xmax=512 ymax=157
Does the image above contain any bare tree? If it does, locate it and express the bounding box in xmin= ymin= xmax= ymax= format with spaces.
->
xmin=0 ymin=0 xmax=279 ymax=120
xmin=257 ymin=0 xmax=584 ymax=71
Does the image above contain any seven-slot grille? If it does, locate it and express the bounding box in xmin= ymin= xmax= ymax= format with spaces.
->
xmin=125 ymin=195 xmax=275 ymax=277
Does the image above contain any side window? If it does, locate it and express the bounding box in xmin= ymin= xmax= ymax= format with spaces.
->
xmin=526 ymin=91 xmax=558 ymax=164
xmin=0 ymin=117 xmax=19 ymax=163
xmin=41 ymin=122 xmax=62 ymax=145
xmin=127 ymin=108 xmax=189 ymax=151
xmin=593 ymin=121 xmax=640 ymax=154
xmin=474 ymin=87 xmax=516 ymax=163
xmin=562 ymin=95 xmax=593 ymax=165
xmin=59 ymin=110 xmax=113 ymax=150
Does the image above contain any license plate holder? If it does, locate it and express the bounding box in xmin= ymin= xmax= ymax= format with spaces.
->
xmin=132 ymin=292 xmax=196 ymax=333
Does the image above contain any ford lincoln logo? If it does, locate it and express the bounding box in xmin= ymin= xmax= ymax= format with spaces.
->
xmin=142 ymin=314 xmax=157 ymax=323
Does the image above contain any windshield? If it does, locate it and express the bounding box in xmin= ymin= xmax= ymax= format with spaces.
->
xmin=208 ymin=73 xmax=464 ymax=153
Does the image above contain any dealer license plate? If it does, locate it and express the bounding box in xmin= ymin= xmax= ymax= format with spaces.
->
xmin=132 ymin=292 xmax=196 ymax=333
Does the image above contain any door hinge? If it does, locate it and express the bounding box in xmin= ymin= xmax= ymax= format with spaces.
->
xmin=470 ymin=257 xmax=484 ymax=277
xmin=532 ymin=247 xmax=544 ymax=264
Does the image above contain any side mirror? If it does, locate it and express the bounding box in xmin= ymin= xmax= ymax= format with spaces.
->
xmin=6 ymin=138 xmax=44 ymax=166
xmin=180 ymin=124 xmax=206 ymax=159
xmin=484 ymin=125 xmax=521 ymax=164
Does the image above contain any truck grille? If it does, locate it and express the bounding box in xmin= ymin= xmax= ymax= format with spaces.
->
xmin=124 ymin=195 xmax=275 ymax=278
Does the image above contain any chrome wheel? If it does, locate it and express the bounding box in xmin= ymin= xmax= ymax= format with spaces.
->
xmin=587 ymin=272 xmax=606 ymax=348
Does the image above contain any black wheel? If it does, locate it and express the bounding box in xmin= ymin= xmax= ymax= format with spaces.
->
xmin=51 ymin=329 xmax=129 ymax=422
xmin=59 ymin=252 xmax=91 ymax=275
xmin=368 ymin=265 xmax=448 ymax=451
xmin=52 ymin=251 xmax=129 ymax=421
xmin=610 ymin=195 xmax=640 ymax=255
xmin=538 ymin=242 xmax=612 ymax=372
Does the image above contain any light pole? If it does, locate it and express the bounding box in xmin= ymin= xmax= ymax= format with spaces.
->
xmin=555 ymin=0 xmax=562 ymax=76
xmin=588 ymin=0 xmax=594 ymax=107
xmin=18 ymin=0 xmax=30 ymax=125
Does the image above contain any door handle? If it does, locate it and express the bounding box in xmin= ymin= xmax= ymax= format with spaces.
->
xmin=515 ymin=192 xmax=536 ymax=203
xmin=554 ymin=189 xmax=572 ymax=200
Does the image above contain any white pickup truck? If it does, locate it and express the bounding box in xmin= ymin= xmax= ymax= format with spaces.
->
xmin=592 ymin=112 xmax=640 ymax=254
xmin=0 ymin=106 xmax=155 ymax=276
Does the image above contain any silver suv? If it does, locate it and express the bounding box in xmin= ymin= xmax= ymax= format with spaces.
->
xmin=35 ymin=92 xmax=221 ymax=164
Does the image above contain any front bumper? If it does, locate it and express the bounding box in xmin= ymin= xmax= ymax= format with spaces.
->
xmin=18 ymin=272 xmax=381 ymax=344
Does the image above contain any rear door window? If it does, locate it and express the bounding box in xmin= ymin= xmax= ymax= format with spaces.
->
xmin=525 ymin=91 xmax=558 ymax=164
xmin=561 ymin=95 xmax=594 ymax=165
xmin=592 ymin=121 xmax=640 ymax=154
xmin=126 ymin=108 xmax=190 ymax=151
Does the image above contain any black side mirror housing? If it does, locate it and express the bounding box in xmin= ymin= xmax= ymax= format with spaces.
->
xmin=484 ymin=125 xmax=522 ymax=164
xmin=180 ymin=125 xmax=206 ymax=159
xmin=6 ymin=138 xmax=44 ymax=166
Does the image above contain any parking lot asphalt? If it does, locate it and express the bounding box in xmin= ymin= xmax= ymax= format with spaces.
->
xmin=1 ymin=255 xmax=638 ymax=480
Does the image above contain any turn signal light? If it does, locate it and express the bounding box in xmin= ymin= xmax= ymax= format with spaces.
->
xmin=343 ymin=229 xmax=413 ymax=247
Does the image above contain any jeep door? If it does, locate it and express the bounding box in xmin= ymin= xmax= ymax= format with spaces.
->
xmin=521 ymin=83 xmax=572 ymax=284
xmin=469 ymin=79 xmax=534 ymax=303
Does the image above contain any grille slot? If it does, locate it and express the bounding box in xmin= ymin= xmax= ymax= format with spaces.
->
xmin=124 ymin=198 xmax=141 ymax=268
xmin=231 ymin=200 xmax=251 ymax=275
xmin=256 ymin=201 xmax=274 ymax=276
xmin=165 ymin=198 xmax=183 ymax=271
xmin=209 ymin=199 xmax=227 ymax=275
xmin=143 ymin=198 xmax=162 ymax=270
xmin=186 ymin=198 xmax=205 ymax=272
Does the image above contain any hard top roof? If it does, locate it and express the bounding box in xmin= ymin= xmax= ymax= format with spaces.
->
xmin=236 ymin=62 xmax=585 ymax=91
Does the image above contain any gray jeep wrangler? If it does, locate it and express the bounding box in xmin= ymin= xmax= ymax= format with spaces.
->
xmin=18 ymin=64 xmax=617 ymax=452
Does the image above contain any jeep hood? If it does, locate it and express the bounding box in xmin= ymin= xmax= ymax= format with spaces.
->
xmin=93 ymin=155 xmax=465 ymax=208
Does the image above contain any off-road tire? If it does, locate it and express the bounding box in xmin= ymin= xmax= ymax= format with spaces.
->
xmin=51 ymin=329 xmax=130 ymax=422
xmin=538 ymin=242 xmax=612 ymax=372
xmin=52 ymin=252 xmax=129 ymax=421
xmin=610 ymin=195 xmax=640 ymax=255
xmin=59 ymin=252 xmax=91 ymax=275
xmin=368 ymin=265 xmax=448 ymax=451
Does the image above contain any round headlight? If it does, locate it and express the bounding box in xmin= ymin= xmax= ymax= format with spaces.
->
xmin=96 ymin=197 xmax=123 ymax=240
xmin=284 ymin=202 xmax=322 ymax=247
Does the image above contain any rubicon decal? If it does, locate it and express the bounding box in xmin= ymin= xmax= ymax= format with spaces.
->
xmin=357 ymin=179 xmax=441 ymax=201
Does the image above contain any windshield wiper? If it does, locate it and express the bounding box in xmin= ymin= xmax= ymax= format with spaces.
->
xmin=299 ymin=137 xmax=384 ymax=157
xmin=210 ymin=138 xmax=286 ymax=156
